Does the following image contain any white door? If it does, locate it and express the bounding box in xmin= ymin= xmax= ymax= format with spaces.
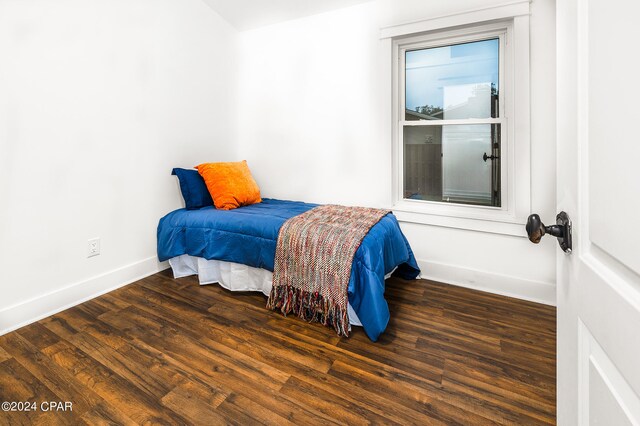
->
xmin=555 ymin=0 xmax=640 ymax=424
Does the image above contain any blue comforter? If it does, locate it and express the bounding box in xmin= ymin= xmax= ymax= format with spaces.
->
xmin=157 ymin=198 xmax=420 ymax=341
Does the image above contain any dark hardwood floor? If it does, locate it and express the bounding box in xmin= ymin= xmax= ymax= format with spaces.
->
xmin=0 ymin=270 xmax=556 ymax=425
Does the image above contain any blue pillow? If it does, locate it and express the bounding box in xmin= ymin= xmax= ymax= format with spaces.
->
xmin=171 ymin=168 xmax=214 ymax=210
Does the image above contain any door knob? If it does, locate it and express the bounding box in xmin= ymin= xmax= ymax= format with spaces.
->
xmin=525 ymin=212 xmax=572 ymax=253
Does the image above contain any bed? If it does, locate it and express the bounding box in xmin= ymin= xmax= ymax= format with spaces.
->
xmin=157 ymin=198 xmax=420 ymax=341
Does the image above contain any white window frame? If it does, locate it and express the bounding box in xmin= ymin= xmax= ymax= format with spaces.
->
xmin=385 ymin=2 xmax=531 ymax=237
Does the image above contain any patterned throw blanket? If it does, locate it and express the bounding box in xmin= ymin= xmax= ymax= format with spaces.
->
xmin=267 ymin=205 xmax=390 ymax=336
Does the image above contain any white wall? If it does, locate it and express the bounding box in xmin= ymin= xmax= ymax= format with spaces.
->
xmin=237 ymin=0 xmax=558 ymax=304
xmin=0 ymin=0 xmax=238 ymax=332
xmin=0 ymin=0 xmax=558 ymax=335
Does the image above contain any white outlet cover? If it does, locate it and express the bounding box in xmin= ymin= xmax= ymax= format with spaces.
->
xmin=88 ymin=238 xmax=100 ymax=258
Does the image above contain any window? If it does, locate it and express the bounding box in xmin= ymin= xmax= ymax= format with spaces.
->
xmin=403 ymin=38 xmax=503 ymax=207
xmin=389 ymin=12 xmax=531 ymax=236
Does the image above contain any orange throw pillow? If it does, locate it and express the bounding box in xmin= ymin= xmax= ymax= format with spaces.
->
xmin=196 ymin=160 xmax=262 ymax=210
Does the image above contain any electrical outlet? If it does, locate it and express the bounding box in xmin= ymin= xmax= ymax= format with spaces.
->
xmin=87 ymin=238 xmax=100 ymax=258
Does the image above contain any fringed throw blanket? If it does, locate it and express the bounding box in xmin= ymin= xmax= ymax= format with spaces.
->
xmin=267 ymin=205 xmax=390 ymax=336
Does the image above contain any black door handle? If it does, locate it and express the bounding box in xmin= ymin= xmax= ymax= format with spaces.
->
xmin=526 ymin=212 xmax=572 ymax=253
xmin=483 ymin=152 xmax=499 ymax=162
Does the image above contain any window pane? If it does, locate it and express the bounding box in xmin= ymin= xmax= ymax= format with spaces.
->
xmin=403 ymin=124 xmax=501 ymax=207
xmin=405 ymin=39 xmax=499 ymax=121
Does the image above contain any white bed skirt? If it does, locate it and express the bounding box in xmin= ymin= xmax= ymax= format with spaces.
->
xmin=168 ymin=254 xmax=362 ymax=326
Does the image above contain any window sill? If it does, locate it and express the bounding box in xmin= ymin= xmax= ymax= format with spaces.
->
xmin=391 ymin=200 xmax=527 ymax=237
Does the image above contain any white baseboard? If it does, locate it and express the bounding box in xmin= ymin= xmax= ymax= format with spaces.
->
xmin=417 ymin=259 xmax=556 ymax=306
xmin=0 ymin=256 xmax=554 ymax=336
xmin=0 ymin=257 xmax=169 ymax=336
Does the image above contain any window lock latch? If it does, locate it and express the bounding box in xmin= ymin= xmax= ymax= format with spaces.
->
xmin=482 ymin=152 xmax=499 ymax=162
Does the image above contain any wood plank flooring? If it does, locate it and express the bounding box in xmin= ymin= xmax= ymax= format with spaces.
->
xmin=0 ymin=270 xmax=556 ymax=425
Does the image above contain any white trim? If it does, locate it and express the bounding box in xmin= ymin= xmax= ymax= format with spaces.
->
xmin=395 ymin=211 xmax=525 ymax=236
xmin=380 ymin=0 xmax=530 ymax=39
xmin=417 ymin=258 xmax=556 ymax=306
xmin=578 ymin=319 xmax=591 ymax=426
xmin=583 ymin=248 xmax=640 ymax=314
xmin=576 ymin=0 xmax=590 ymax=257
xmin=511 ymin=14 xmax=531 ymax=221
xmin=402 ymin=118 xmax=504 ymax=126
xmin=578 ymin=320 xmax=640 ymax=425
xmin=391 ymin=198 xmax=520 ymax=229
xmin=0 ymin=257 xmax=169 ymax=336
xmin=391 ymin=13 xmax=531 ymax=236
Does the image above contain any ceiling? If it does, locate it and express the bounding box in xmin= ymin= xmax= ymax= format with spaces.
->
xmin=201 ymin=0 xmax=374 ymax=31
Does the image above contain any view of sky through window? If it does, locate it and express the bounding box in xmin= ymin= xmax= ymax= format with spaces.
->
xmin=405 ymin=38 xmax=499 ymax=120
